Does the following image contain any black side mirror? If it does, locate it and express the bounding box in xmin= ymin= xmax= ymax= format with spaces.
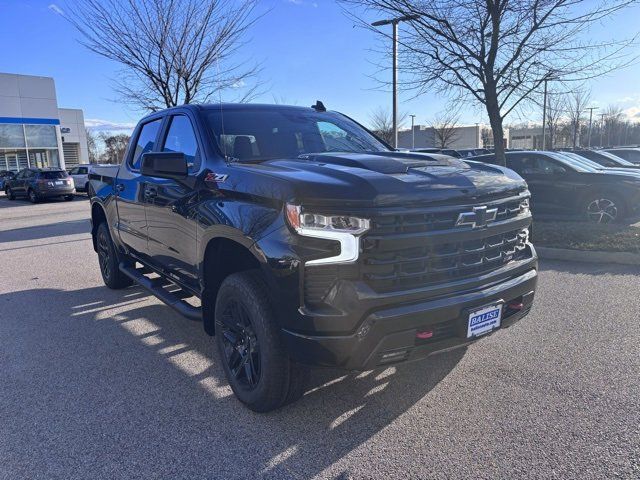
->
xmin=141 ymin=152 xmax=188 ymax=180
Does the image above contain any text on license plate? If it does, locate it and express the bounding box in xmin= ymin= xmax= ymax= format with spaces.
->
xmin=467 ymin=303 xmax=502 ymax=338
xmin=55 ymin=180 xmax=64 ymax=185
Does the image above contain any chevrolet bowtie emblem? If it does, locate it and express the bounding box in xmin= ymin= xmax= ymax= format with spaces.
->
xmin=455 ymin=206 xmax=498 ymax=228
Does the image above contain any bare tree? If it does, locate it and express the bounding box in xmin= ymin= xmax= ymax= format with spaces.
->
xmin=565 ymin=88 xmax=591 ymax=149
xmin=343 ymin=0 xmax=638 ymax=165
xmin=604 ymin=105 xmax=624 ymax=147
xmin=66 ymin=0 xmax=263 ymax=111
xmin=429 ymin=109 xmax=461 ymax=148
xmin=369 ymin=107 xmax=408 ymax=144
xmin=99 ymin=133 xmax=131 ymax=164
xmin=85 ymin=128 xmax=99 ymax=163
xmin=545 ymin=91 xmax=566 ymax=149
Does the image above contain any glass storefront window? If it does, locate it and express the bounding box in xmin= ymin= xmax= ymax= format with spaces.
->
xmin=25 ymin=125 xmax=58 ymax=148
xmin=0 ymin=124 xmax=26 ymax=148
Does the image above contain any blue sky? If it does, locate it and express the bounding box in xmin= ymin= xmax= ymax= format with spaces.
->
xmin=1 ymin=0 xmax=640 ymax=131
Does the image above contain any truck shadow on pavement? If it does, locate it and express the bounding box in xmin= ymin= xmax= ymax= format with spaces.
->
xmin=0 ymin=285 xmax=464 ymax=479
xmin=0 ymin=219 xmax=90 ymax=243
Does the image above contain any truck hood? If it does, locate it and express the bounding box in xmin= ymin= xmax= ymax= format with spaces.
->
xmin=229 ymin=152 xmax=527 ymax=207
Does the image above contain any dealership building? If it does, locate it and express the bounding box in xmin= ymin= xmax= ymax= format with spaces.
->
xmin=0 ymin=72 xmax=89 ymax=172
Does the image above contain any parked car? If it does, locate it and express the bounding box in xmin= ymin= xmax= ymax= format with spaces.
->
xmin=68 ymin=164 xmax=119 ymax=195
xmin=571 ymin=150 xmax=640 ymax=169
xmin=5 ymin=168 xmax=75 ymax=203
xmin=559 ymin=152 xmax=640 ymax=177
xmin=90 ymin=103 xmax=537 ymax=412
xmin=469 ymin=151 xmax=640 ymax=223
xmin=0 ymin=170 xmax=15 ymax=190
xmin=457 ymin=148 xmax=490 ymax=157
xmin=604 ymin=148 xmax=640 ymax=165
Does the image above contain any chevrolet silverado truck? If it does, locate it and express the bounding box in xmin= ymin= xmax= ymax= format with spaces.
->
xmin=89 ymin=103 xmax=537 ymax=412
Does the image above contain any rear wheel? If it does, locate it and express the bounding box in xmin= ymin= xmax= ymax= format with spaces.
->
xmin=215 ymin=271 xmax=306 ymax=412
xmin=28 ymin=188 xmax=39 ymax=204
xmin=585 ymin=193 xmax=626 ymax=224
xmin=96 ymin=222 xmax=133 ymax=289
xmin=6 ymin=188 xmax=15 ymax=200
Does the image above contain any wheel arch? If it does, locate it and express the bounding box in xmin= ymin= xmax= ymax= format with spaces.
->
xmin=201 ymin=235 xmax=266 ymax=336
xmin=90 ymin=201 xmax=108 ymax=252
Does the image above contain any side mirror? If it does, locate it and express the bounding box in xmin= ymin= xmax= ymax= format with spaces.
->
xmin=141 ymin=152 xmax=188 ymax=180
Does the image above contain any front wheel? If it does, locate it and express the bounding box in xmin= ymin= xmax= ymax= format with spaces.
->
xmin=96 ymin=222 xmax=133 ymax=289
xmin=215 ymin=271 xmax=306 ymax=412
xmin=6 ymin=188 xmax=15 ymax=200
xmin=585 ymin=193 xmax=626 ymax=224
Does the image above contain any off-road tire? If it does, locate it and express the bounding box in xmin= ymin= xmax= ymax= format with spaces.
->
xmin=96 ymin=222 xmax=133 ymax=289
xmin=215 ymin=271 xmax=307 ymax=412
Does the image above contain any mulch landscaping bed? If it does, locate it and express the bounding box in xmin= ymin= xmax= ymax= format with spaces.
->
xmin=532 ymin=220 xmax=640 ymax=253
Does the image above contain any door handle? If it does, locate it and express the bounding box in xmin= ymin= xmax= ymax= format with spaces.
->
xmin=116 ymin=183 xmax=125 ymax=193
xmin=144 ymin=187 xmax=157 ymax=199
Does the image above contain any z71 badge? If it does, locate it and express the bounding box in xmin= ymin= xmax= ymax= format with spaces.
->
xmin=204 ymin=172 xmax=228 ymax=183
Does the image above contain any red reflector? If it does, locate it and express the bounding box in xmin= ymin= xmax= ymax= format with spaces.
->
xmin=416 ymin=330 xmax=434 ymax=339
xmin=508 ymin=302 xmax=524 ymax=311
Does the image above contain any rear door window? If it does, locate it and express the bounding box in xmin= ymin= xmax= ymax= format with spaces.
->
xmin=130 ymin=119 xmax=162 ymax=170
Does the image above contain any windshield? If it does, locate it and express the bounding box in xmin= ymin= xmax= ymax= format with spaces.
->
xmin=206 ymin=108 xmax=389 ymax=162
xmin=598 ymin=150 xmax=635 ymax=166
xmin=560 ymin=152 xmax=605 ymax=170
xmin=545 ymin=152 xmax=599 ymax=172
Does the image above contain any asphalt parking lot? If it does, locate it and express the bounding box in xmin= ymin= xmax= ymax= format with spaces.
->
xmin=1 ymin=195 xmax=639 ymax=480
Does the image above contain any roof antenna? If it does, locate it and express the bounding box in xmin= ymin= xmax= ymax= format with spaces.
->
xmin=311 ymin=100 xmax=326 ymax=112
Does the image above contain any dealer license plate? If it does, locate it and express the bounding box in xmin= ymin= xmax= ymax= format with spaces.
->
xmin=467 ymin=303 xmax=502 ymax=338
xmin=55 ymin=180 xmax=64 ymax=186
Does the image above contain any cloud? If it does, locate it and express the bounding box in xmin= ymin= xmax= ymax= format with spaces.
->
xmin=85 ymin=118 xmax=136 ymax=133
xmin=48 ymin=3 xmax=64 ymax=15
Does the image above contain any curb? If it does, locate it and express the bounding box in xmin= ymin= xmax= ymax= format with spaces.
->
xmin=536 ymin=246 xmax=640 ymax=266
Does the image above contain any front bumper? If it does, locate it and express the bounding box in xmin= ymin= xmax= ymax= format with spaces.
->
xmin=282 ymin=265 xmax=537 ymax=370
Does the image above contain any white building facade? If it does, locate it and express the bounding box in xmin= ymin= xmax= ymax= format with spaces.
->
xmin=0 ymin=72 xmax=89 ymax=171
xmin=398 ymin=124 xmax=506 ymax=150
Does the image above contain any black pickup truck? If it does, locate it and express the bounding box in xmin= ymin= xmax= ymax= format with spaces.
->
xmin=90 ymin=103 xmax=537 ymax=412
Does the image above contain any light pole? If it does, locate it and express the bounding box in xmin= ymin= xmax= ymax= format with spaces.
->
xmin=585 ymin=106 xmax=598 ymax=148
xmin=410 ymin=114 xmax=416 ymax=148
xmin=541 ymin=78 xmax=548 ymax=150
xmin=599 ymin=113 xmax=606 ymax=147
xmin=372 ymin=14 xmax=419 ymax=149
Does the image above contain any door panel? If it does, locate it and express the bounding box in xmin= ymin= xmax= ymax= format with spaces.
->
xmin=115 ymin=118 xmax=162 ymax=256
xmin=144 ymin=115 xmax=200 ymax=289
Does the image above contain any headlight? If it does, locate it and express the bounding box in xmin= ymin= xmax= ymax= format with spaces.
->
xmin=286 ymin=204 xmax=370 ymax=265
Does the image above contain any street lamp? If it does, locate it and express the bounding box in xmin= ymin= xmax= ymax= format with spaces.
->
xmin=372 ymin=14 xmax=420 ymax=149
xmin=409 ymin=114 xmax=416 ymax=148
xmin=585 ymin=107 xmax=598 ymax=148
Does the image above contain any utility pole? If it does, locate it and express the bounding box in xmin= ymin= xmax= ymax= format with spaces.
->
xmin=599 ymin=113 xmax=606 ymax=147
xmin=541 ymin=78 xmax=548 ymax=150
xmin=410 ymin=114 xmax=416 ymax=148
xmin=585 ymin=107 xmax=598 ymax=148
xmin=372 ymin=14 xmax=419 ymax=149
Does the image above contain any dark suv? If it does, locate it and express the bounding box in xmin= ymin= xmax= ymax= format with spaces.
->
xmin=470 ymin=151 xmax=640 ymax=223
xmin=5 ymin=168 xmax=76 ymax=203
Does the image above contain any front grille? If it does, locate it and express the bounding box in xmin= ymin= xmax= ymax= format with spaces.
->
xmin=361 ymin=195 xmax=531 ymax=293
xmin=302 ymin=194 xmax=532 ymax=304
xmin=371 ymin=197 xmax=524 ymax=235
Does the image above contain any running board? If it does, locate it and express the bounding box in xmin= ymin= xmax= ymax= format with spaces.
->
xmin=119 ymin=262 xmax=202 ymax=321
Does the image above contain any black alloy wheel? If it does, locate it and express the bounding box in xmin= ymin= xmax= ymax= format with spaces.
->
xmin=219 ymin=300 xmax=261 ymax=390
xmin=6 ymin=188 xmax=15 ymax=200
xmin=28 ymin=189 xmax=38 ymax=203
